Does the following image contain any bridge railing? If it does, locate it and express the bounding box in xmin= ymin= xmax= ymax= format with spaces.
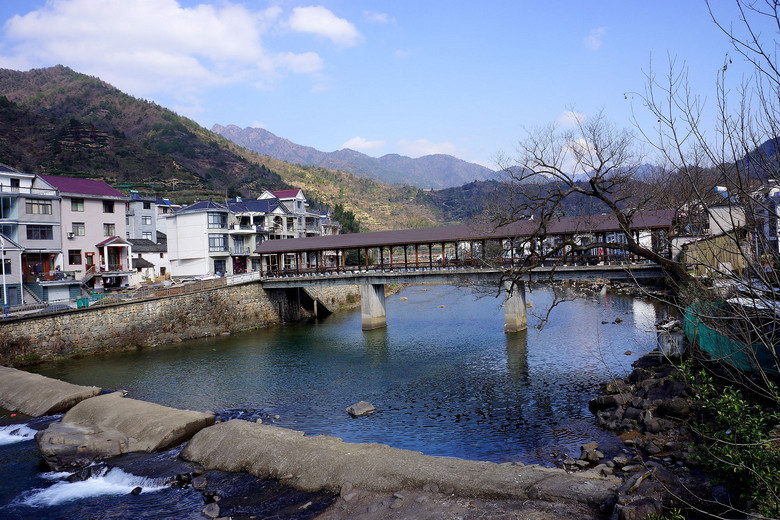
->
xmin=261 ymin=252 xmax=654 ymax=279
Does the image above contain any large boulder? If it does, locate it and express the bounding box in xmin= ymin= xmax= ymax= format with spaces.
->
xmin=34 ymin=421 xmax=128 ymax=470
xmin=0 ymin=366 xmax=101 ymax=416
xmin=36 ymin=392 xmax=215 ymax=469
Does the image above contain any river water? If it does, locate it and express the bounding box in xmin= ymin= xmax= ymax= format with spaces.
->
xmin=0 ymin=283 xmax=670 ymax=518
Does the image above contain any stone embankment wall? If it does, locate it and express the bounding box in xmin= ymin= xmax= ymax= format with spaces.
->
xmin=0 ymin=282 xmax=362 ymax=367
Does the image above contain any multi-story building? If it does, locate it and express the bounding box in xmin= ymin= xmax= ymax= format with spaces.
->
xmin=39 ymin=175 xmax=133 ymax=291
xmin=166 ymin=189 xmax=341 ymax=277
xmin=126 ymin=191 xmax=158 ymax=241
xmin=0 ymin=165 xmax=81 ymax=305
xmin=166 ymin=200 xmax=231 ymax=276
xmin=258 ymin=189 xmax=322 ymax=238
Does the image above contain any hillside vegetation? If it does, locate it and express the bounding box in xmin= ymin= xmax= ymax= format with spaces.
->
xmin=0 ymin=65 xmax=443 ymax=230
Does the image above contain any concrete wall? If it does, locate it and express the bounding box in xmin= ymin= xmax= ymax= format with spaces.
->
xmin=0 ymin=282 xmax=362 ymax=367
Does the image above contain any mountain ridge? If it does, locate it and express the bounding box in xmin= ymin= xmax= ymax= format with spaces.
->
xmin=212 ymin=124 xmax=497 ymax=189
xmin=0 ymin=65 xmax=443 ymax=231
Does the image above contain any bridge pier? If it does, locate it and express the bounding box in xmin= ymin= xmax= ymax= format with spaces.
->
xmin=361 ymin=284 xmax=387 ymax=330
xmin=503 ymin=280 xmax=527 ymax=333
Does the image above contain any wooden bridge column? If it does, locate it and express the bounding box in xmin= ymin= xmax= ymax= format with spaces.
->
xmin=504 ymin=280 xmax=527 ymax=333
xmin=361 ymin=284 xmax=387 ymax=330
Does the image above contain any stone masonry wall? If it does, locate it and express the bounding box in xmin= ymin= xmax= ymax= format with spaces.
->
xmin=0 ymin=282 xmax=362 ymax=367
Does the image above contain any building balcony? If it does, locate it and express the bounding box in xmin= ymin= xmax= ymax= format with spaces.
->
xmin=230 ymin=247 xmax=253 ymax=256
xmin=229 ymin=224 xmax=263 ymax=234
xmin=0 ymin=186 xmax=58 ymax=197
xmin=23 ymin=271 xmax=78 ymax=283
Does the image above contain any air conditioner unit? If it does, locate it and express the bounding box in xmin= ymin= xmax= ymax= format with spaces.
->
xmin=67 ymin=232 xmax=74 ymax=239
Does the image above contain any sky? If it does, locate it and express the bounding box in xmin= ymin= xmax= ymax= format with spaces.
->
xmin=0 ymin=1 xmax=767 ymax=169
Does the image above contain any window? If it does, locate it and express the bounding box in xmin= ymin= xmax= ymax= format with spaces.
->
xmin=159 ymin=253 xmax=164 ymax=259
xmin=103 ymin=223 xmax=116 ymax=236
xmin=213 ymin=259 xmax=226 ymax=275
xmin=142 ymin=232 xmax=153 ymax=240
xmin=141 ymin=216 xmax=152 ymax=225
xmin=1 ymin=259 xmax=11 ymax=275
xmin=208 ymin=234 xmax=228 ymax=251
xmin=143 ymin=202 xmax=151 ymax=210
xmin=103 ymin=201 xmax=114 ymax=213
xmin=71 ymin=198 xmax=84 ymax=212
xmin=207 ymin=212 xmax=227 ymax=229
xmin=26 ymin=199 xmax=52 ymax=215
xmin=72 ymin=222 xmax=85 ymax=236
xmin=26 ymin=225 xmax=53 ymax=240
xmin=68 ymin=250 xmax=82 ymax=265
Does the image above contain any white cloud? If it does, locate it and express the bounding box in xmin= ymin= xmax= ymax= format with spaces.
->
xmin=341 ymin=136 xmax=386 ymax=151
xmin=399 ymin=139 xmax=457 ymax=158
xmin=286 ymin=6 xmax=362 ymax=47
xmin=558 ymin=110 xmax=586 ymax=128
xmin=251 ymin=121 xmax=267 ymax=129
xmin=274 ymin=51 xmax=323 ymax=74
xmin=364 ymin=11 xmax=394 ymax=24
xmin=584 ymin=26 xmax=607 ymax=50
xmin=0 ymin=0 xmax=324 ymax=98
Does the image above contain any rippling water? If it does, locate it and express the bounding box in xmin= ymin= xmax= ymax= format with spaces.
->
xmin=1 ymin=283 xmax=670 ymax=518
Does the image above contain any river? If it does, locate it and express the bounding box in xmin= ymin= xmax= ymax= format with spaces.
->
xmin=0 ymin=283 xmax=670 ymax=518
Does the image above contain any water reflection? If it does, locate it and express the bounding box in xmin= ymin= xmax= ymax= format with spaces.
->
xmin=28 ymin=284 xmax=669 ymax=465
xmin=505 ymin=330 xmax=529 ymax=383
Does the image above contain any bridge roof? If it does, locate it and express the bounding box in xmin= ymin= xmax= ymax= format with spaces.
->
xmin=255 ymin=209 xmax=675 ymax=254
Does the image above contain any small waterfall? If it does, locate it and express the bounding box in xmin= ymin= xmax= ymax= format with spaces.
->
xmin=21 ymin=466 xmax=169 ymax=507
xmin=0 ymin=423 xmax=36 ymax=445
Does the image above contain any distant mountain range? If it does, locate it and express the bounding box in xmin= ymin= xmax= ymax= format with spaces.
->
xmin=211 ymin=124 xmax=498 ymax=189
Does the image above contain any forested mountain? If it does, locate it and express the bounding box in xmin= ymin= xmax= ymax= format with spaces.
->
xmin=212 ymin=124 xmax=498 ymax=189
xmin=0 ymin=66 xmax=442 ymax=230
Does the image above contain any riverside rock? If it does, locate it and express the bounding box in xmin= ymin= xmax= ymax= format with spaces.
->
xmin=346 ymin=401 xmax=376 ymax=417
xmin=36 ymin=391 xmax=215 ymax=469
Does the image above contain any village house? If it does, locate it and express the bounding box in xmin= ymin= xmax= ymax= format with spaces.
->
xmin=39 ymin=175 xmax=133 ymax=291
xmin=0 ymin=165 xmax=83 ymax=305
xmin=165 ymin=188 xmax=341 ymax=277
xmin=129 ymin=232 xmax=170 ymax=283
xmin=126 ymin=191 xmax=158 ymax=241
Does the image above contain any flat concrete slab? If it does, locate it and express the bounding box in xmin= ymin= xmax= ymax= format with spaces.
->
xmin=0 ymin=365 xmax=102 ymax=416
xmin=59 ymin=392 xmax=215 ymax=452
xmin=182 ymin=420 xmax=618 ymax=512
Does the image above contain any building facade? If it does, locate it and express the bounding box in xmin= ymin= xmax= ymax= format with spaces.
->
xmin=39 ymin=175 xmax=133 ymax=291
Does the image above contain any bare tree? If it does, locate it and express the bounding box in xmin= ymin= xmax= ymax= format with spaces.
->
xmin=494 ymin=2 xmax=780 ymax=516
xmin=494 ymin=110 xmax=693 ymax=286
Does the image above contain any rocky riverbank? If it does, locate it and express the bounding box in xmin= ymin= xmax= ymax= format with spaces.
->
xmin=582 ymin=352 xmax=710 ymax=519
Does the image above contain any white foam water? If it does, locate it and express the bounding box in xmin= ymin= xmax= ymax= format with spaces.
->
xmin=22 ymin=467 xmax=169 ymax=507
xmin=0 ymin=423 xmax=36 ymax=445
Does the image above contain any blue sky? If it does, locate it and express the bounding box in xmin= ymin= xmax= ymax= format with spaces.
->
xmin=0 ymin=1 xmax=763 ymax=169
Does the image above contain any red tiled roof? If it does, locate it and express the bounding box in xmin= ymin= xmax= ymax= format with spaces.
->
xmin=96 ymin=236 xmax=132 ymax=247
xmin=39 ymin=175 xmax=125 ymax=198
xmin=271 ymin=189 xmax=303 ymax=199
